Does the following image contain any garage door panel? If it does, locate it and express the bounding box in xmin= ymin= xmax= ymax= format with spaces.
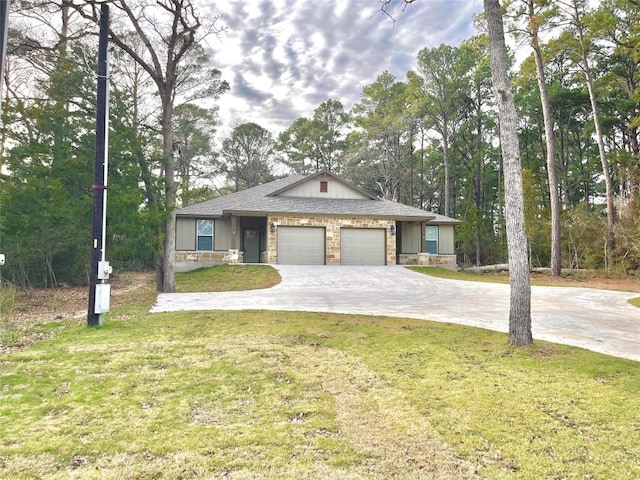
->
xmin=277 ymin=227 xmax=325 ymax=265
xmin=341 ymin=228 xmax=386 ymax=265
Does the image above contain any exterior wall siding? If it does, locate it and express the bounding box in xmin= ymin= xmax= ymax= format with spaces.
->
xmin=214 ymin=218 xmax=232 ymax=250
xmin=278 ymin=179 xmax=369 ymax=199
xmin=438 ymin=225 xmax=455 ymax=255
xmin=266 ymin=215 xmax=396 ymax=265
xmin=176 ymin=217 xmax=196 ymax=250
xmin=176 ymin=217 xmax=232 ymax=252
xmin=400 ymin=222 xmax=422 ymax=254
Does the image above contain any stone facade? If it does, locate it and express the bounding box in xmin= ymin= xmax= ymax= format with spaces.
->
xmin=175 ymin=250 xmax=243 ymax=273
xmin=266 ymin=215 xmax=396 ymax=265
xmin=397 ymin=253 xmax=458 ymax=270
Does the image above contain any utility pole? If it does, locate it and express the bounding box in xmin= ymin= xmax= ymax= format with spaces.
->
xmin=88 ymin=4 xmax=112 ymax=327
xmin=1 ymin=1 xmax=11 ymax=270
xmin=0 ymin=0 xmax=10 ymax=119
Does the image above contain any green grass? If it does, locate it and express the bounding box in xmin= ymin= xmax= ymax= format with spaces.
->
xmin=1 ymin=278 xmax=639 ymax=479
xmin=1 ymin=284 xmax=21 ymax=346
xmin=0 ymin=283 xmax=17 ymax=318
xmin=630 ymin=297 xmax=640 ymax=308
xmin=176 ymin=264 xmax=280 ymax=293
xmin=409 ymin=266 xmax=509 ymax=283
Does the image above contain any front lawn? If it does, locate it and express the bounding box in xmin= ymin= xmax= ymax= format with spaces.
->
xmin=176 ymin=264 xmax=281 ymax=292
xmin=1 ymin=276 xmax=639 ymax=479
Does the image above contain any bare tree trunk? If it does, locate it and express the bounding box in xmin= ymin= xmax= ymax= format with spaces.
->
xmin=583 ymin=63 xmax=616 ymax=238
xmin=484 ymin=0 xmax=532 ymax=346
xmin=442 ymin=123 xmax=451 ymax=217
xmin=161 ymin=97 xmax=177 ymax=293
xmin=419 ymin=127 xmax=425 ymax=208
xmin=475 ymin=84 xmax=483 ymax=267
xmin=568 ymin=0 xmax=616 ymax=247
xmin=475 ymin=165 xmax=482 ymax=267
xmin=529 ymin=1 xmax=562 ymax=276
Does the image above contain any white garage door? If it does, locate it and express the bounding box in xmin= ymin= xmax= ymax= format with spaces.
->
xmin=277 ymin=226 xmax=325 ymax=265
xmin=340 ymin=228 xmax=386 ymax=265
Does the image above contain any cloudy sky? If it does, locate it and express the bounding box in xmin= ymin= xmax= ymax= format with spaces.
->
xmin=199 ymin=0 xmax=484 ymax=141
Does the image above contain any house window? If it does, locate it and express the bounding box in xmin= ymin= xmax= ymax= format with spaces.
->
xmin=425 ymin=225 xmax=438 ymax=254
xmin=197 ymin=219 xmax=214 ymax=251
xmin=320 ymin=181 xmax=328 ymax=193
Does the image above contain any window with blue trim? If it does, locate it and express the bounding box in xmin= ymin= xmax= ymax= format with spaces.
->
xmin=197 ymin=219 xmax=214 ymax=251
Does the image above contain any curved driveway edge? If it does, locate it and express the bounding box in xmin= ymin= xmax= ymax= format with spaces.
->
xmin=151 ymin=265 xmax=640 ymax=362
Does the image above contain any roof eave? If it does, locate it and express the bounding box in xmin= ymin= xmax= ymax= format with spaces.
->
xmin=224 ymin=208 xmax=434 ymax=221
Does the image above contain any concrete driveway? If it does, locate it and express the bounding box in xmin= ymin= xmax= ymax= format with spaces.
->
xmin=151 ymin=265 xmax=640 ymax=362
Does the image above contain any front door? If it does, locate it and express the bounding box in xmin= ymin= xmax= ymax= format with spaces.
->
xmin=243 ymin=228 xmax=260 ymax=263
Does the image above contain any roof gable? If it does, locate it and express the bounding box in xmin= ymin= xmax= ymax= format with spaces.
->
xmin=269 ymin=171 xmax=377 ymax=200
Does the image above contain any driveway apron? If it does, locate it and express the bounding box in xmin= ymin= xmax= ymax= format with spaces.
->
xmin=151 ymin=265 xmax=639 ymax=361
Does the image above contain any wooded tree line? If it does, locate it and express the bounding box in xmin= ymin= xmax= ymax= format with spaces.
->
xmin=0 ymin=0 xmax=638 ymax=289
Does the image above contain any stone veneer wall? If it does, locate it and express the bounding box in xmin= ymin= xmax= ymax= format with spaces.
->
xmin=175 ymin=250 xmax=243 ymax=265
xmin=397 ymin=253 xmax=457 ymax=270
xmin=266 ymin=215 xmax=396 ymax=265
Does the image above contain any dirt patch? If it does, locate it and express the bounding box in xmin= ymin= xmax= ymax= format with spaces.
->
xmin=527 ymin=344 xmax=568 ymax=358
xmin=498 ymin=271 xmax=640 ymax=293
xmin=9 ymin=271 xmax=153 ymax=327
xmin=1 ymin=271 xmax=154 ymax=355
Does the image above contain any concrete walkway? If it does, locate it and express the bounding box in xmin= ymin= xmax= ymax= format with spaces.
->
xmin=151 ymin=265 xmax=640 ymax=362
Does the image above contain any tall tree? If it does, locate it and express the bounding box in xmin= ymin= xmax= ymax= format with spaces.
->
xmin=557 ymin=0 xmax=616 ymax=251
xmin=172 ymin=103 xmax=218 ymax=206
xmin=277 ymin=99 xmax=350 ymax=174
xmin=484 ymin=0 xmax=533 ymax=346
xmin=349 ymin=71 xmax=409 ymax=201
xmin=414 ymin=44 xmax=471 ymax=217
xmin=221 ymin=122 xmax=276 ymax=192
xmin=1 ymin=38 xmax=157 ymax=285
xmin=456 ymin=35 xmax=497 ymax=267
xmin=277 ymin=117 xmax=316 ymax=175
xmin=69 ymin=0 xmax=228 ymax=292
xmin=1 ymin=44 xmax=95 ymax=286
xmin=592 ymin=0 xmax=640 ymax=204
xmin=509 ymin=0 xmax=563 ymax=276
xmin=309 ymin=99 xmax=350 ymax=173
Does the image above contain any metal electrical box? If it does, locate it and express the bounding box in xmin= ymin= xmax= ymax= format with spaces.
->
xmin=97 ymin=260 xmax=113 ymax=280
xmin=94 ymin=283 xmax=111 ymax=314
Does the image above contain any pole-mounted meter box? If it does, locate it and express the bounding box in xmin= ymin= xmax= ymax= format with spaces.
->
xmin=94 ymin=261 xmax=113 ymax=314
xmin=97 ymin=260 xmax=113 ymax=280
xmin=94 ymin=283 xmax=111 ymax=314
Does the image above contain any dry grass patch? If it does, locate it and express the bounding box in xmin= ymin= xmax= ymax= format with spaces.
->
xmin=411 ymin=266 xmax=640 ymax=292
xmin=291 ymin=347 xmax=478 ymax=479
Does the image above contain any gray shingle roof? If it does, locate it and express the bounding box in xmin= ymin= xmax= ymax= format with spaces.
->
xmin=177 ymin=174 xmax=461 ymax=223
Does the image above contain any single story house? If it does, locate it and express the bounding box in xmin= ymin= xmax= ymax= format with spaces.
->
xmin=175 ymin=171 xmax=461 ymax=271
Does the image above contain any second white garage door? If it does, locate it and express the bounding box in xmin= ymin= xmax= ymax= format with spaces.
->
xmin=277 ymin=226 xmax=325 ymax=265
xmin=340 ymin=228 xmax=386 ymax=265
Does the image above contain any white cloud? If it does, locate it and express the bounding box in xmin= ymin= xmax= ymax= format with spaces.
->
xmin=199 ymin=0 xmax=484 ymax=142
